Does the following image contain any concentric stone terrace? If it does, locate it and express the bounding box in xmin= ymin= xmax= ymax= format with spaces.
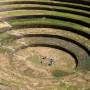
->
xmin=0 ymin=0 xmax=90 ymax=90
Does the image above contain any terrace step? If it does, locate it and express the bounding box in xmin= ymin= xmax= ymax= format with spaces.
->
xmin=12 ymin=36 xmax=90 ymax=71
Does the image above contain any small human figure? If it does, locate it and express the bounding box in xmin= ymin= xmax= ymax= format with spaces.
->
xmin=48 ymin=58 xmax=54 ymax=66
xmin=40 ymin=56 xmax=46 ymax=64
xmin=41 ymin=56 xmax=46 ymax=59
xmin=40 ymin=61 xmax=43 ymax=64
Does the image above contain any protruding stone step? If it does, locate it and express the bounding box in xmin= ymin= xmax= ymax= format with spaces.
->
xmin=0 ymin=21 xmax=12 ymax=29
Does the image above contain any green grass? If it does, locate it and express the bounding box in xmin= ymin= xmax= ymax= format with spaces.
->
xmin=3 ymin=10 xmax=90 ymax=24
xmin=8 ymin=18 xmax=90 ymax=34
xmin=52 ymin=70 xmax=69 ymax=77
xmin=1 ymin=0 xmax=90 ymax=9
xmin=0 ymin=34 xmax=17 ymax=45
xmin=0 ymin=33 xmax=16 ymax=53
xmin=0 ymin=4 xmax=90 ymax=15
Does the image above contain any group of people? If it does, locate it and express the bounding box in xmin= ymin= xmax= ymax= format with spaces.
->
xmin=40 ymin=56 xmax=54 ymax=66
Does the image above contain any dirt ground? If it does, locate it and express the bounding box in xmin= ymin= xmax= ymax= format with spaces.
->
xmin=0 ymin=22 xmax=90 ymax=89
xmin=0 ymin=46 xmax=90 ymax=90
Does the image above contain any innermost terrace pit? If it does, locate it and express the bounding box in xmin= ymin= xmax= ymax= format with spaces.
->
xmin=12 ymin=46 xmax=76 ymax=78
